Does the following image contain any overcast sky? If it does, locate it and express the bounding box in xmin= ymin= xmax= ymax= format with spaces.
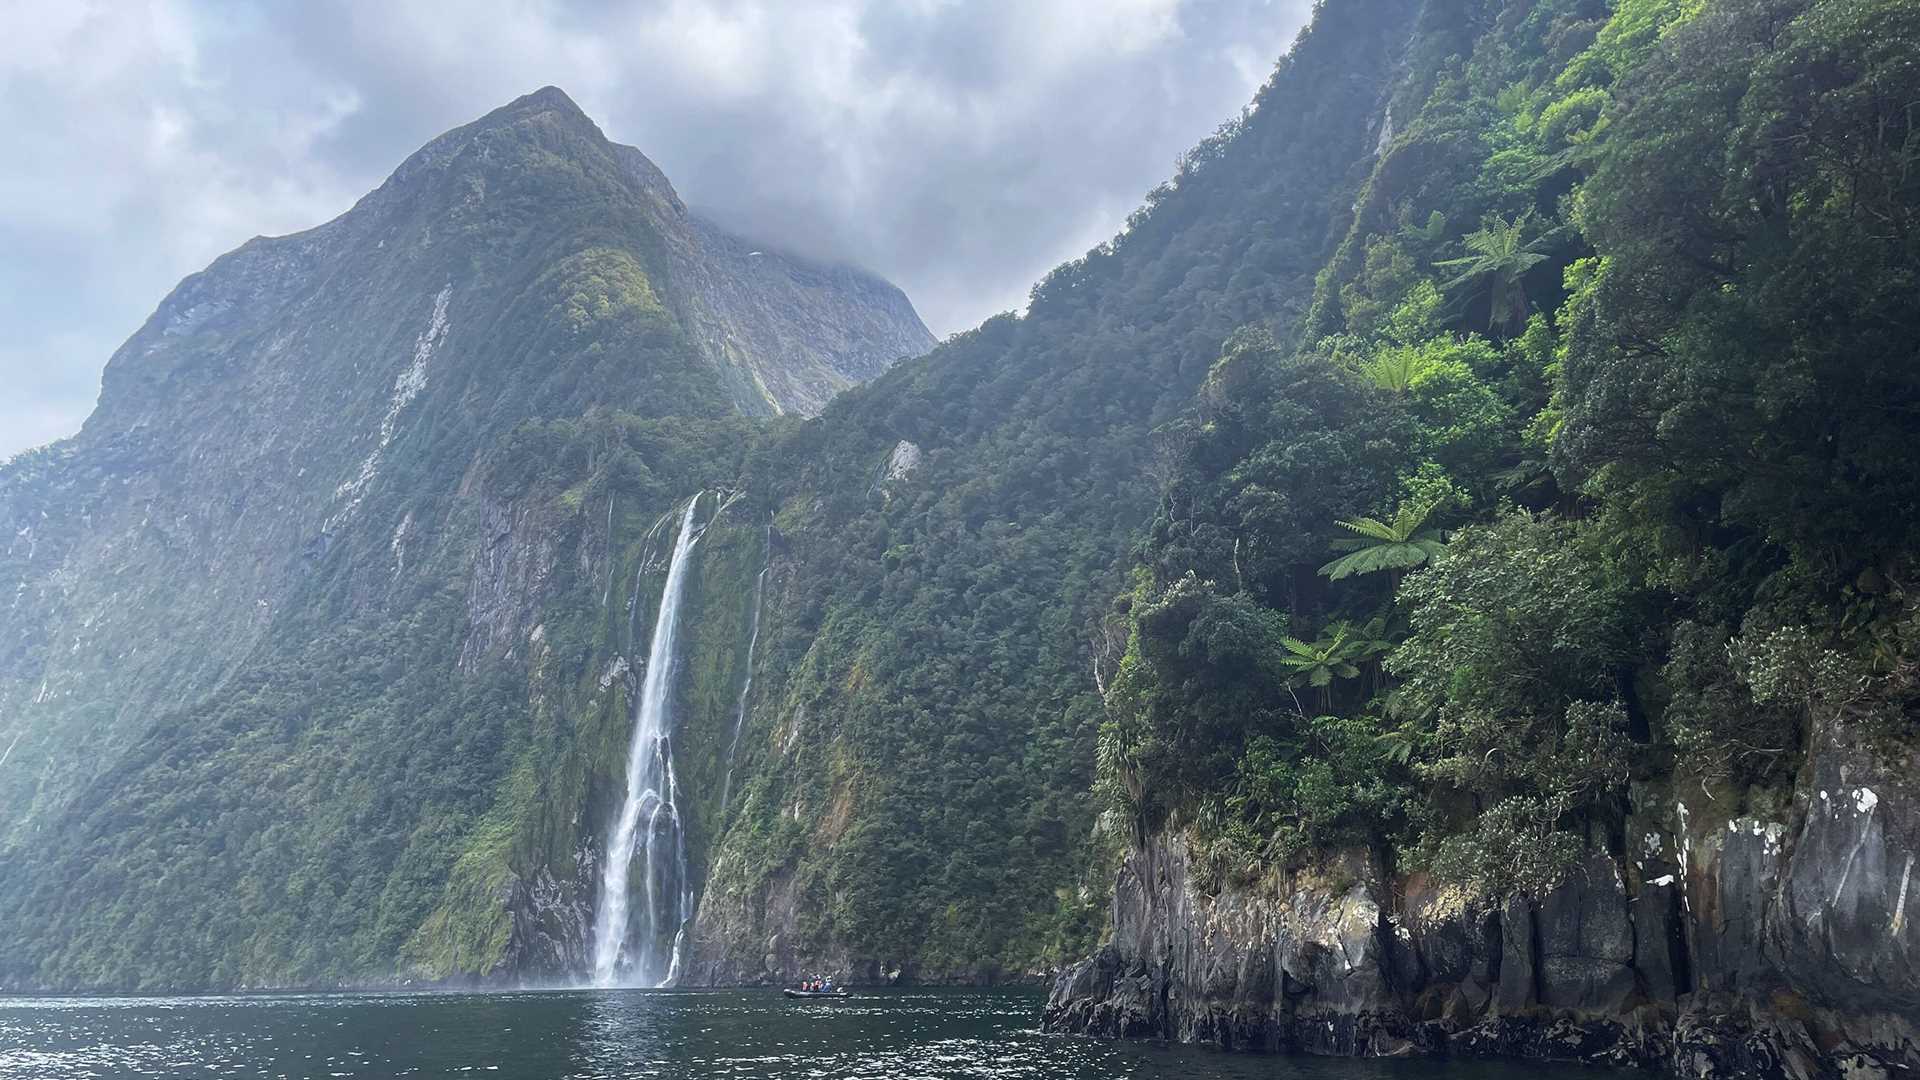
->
xmin=1 ymin=0 xmax=1311 ymax=459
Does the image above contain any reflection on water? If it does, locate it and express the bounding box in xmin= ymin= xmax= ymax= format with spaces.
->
xmin=0 ymin=987 xmax=1635 ymax=1080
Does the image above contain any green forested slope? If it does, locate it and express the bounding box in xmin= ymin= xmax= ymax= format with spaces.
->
xmin=0 ymin=89 xmax=926 ymax=989
xmin=4 ymin=0 xmax=1914 ymax=1001
xmin=700 ymin=0 xmax=1920 ymax=983
xmin=691 ymin=0 xmax=1425 ymax=978
xmin=1093 ymin=0 xmax=1920 ymax=904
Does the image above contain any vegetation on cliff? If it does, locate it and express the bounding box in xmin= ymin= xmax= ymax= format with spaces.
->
xmin=0 ymin=87 xmax=920 ymax=989
xmin=692 ymin=0 xmax=1424 ymax=978
xmin=2 ymin=0 xmax=1915 ymax=998
xmin=1095 ymin=0 xmax=1920 ymax=902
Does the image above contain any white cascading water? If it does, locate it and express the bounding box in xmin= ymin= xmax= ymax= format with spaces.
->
xmin=592 ymin=497 xmax=703 ymax=987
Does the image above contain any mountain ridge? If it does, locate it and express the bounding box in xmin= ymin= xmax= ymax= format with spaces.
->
xmin=8 ymin=6 xmax=1920 ymax=1078
xmin=0 ymin=84 xmax=929 ymax=989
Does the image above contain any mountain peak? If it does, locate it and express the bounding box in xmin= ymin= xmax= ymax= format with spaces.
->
xmin=521 ymin=84 xmax=580 ymax=109
xmin=366 ymin=84 xmax=611 ymax=205
xmin=472 ymin=84 xmax=597 ymax=134
xmin=506 ymin=85 xmax=588 ymax=120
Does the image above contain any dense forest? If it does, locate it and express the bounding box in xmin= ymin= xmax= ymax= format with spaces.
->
xmin=689 ymin=0 xmax=1424 ymax=978
xmin=702 ymin=0 xmax=1920 ymax=982
xmin=1 ymin=0 xmax=1915 ymax=1071
xmin=1091 ymin=0 xmax=1919 ymax=905
xmin=1035 ymin=0 xmax=1920 ymax=1071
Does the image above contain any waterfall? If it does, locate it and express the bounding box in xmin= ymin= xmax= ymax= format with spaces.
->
xmin=600 ymin=495 xmax=615 ymax=609
xmin=592 ymin=496 xmax=703 ymax=988
xmin=718 ymin=523 xmax=771 ymax=816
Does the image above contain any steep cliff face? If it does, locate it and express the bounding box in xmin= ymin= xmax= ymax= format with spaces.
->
xmin=676 ymin=216 xmax=936 ymax=417
xmin=1047 ymin=710 xmax=1919 ymax=1078
xmin=0 ymin=86 xmax=928 ymax=990
xmin=598 ymin=139 xmax=935 ymax=416
xmin=680 ymin=0 xmax=1427 ymax=987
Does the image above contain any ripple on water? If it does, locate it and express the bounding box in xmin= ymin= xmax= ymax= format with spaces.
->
xmin=0 ymin=988 xmax=1642 ymax=1080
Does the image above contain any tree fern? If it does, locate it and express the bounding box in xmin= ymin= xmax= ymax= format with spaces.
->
xmin=1363 ymin=344 xmax=1428 ymax=392
xmin=1435 ymin=211 xmax=1557 ymax=334
xmin=1318 ymin=499 xmax=1447 ymax=581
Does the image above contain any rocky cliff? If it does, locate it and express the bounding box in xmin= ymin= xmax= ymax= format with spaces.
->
xmin=1047 ymin=709 xmax=1919 ymax=1078
xmin=0 ymin=86 xmax=928 ymax=990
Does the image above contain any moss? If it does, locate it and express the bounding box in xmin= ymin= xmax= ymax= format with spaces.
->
xmin=543 ymin=247 xmax=668 ymax=334
xmin=404 ymin=762 xmax=538 ymax=977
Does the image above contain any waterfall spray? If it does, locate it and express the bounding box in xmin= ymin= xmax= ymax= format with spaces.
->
xmin=592 ymin=497 xmax=703 ymax=987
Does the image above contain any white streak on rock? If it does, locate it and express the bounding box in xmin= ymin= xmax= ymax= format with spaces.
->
xmin=1371 ymin=102 xmax=1395 ymax=156
xmin=328 ymin=286 xmax=452 ymax=532
xmin=598 ymin=654 xmax=631 ymax=691
xmin=1893 ymin=854 xmax=1913 ymax=935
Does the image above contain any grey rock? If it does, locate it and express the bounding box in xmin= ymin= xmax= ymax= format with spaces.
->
xmin=1050 ymin=712 xmax=1920 ymax=1077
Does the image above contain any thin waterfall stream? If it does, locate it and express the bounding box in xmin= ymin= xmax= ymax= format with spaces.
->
xmin=592 ymin=497 xmax=703 ymax=987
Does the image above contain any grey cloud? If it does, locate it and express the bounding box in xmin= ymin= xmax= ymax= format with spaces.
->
xmin=0 ymin=0 xmax=1310 ymax=460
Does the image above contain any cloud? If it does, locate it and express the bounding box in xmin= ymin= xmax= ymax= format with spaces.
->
xmin=0 ymin=0 xmax=1311 ymax=460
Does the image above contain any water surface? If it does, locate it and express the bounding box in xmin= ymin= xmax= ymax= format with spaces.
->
xmin=0 ymin=987 xmax=1633 ymax=1079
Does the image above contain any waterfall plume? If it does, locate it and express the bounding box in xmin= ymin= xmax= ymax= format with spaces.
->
xmin=592 ymin=497 xmax=703 ymax=987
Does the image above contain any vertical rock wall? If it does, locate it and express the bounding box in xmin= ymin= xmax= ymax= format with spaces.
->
xmin=1047 ymin=714 xmax=1919 ymax=1078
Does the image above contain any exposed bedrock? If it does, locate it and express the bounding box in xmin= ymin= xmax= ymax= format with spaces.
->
xmin=1046 ymin=715 xmax=1918 ymax=1078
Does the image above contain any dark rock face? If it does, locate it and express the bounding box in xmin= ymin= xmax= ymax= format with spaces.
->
xmin=1047 ymin=717 xmax=1919 ymax=1078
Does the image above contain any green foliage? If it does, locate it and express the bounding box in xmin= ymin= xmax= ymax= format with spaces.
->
xmin=1213 ymin=714 xmax=1402 ymax=870
xmin=1391 ymin=512 xmax=1637 ymax=810
xmin=1319 ymin=500 xmax=1447 ymax=581
xmin=13 ymin=0 xmax=1920 ymax=986
xmin=1277 ymin=624 xmax=1366 ymax=688
xmin=1558 ymin=0 xmax=1920 ymax=591
xmin=1661 ymin=620 xmax=1804 ymax=788
xmin=1538 ymin=86 xmax=1610 ymax=148
xmin=1427 ymin=794 xmax=1585 ymax=901
xmin=1091 ymin=0 xmax=1920 ymax=911
xmin=1435 ymin=212 xmax=1558 ymax=334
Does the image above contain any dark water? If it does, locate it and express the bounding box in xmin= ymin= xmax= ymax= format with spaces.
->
xmin=0 ymin=987 xmax=1630 ymax=1080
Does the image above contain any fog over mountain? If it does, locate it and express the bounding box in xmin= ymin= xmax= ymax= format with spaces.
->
xmin=0 ymin=0 xmax=1309 ymax=459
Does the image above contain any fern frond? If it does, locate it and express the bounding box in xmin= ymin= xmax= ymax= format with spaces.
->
xmin=1320 ymin=541 xmax=1439 ymax=580
xmin=1335 ymin=516 xmax=1399 ymax=542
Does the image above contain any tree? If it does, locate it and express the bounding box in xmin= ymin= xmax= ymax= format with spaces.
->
xmin=1388 ymin=512 xmax=1639 ymax=894
xmin=1362 ymin=343 xmax=1430 ymax=393
xmin=1556 ymin=0 xmax=1920 ymax=591
xmin=1390 ymin=513 xmax=1636 ymax=773
xmin=1435 ymin=212 xmax=1556 ymax=334
xmin=1277 ymin=622 xmax=1385 ymax=712
xmin=1318 ymin=499 xmax=1446 ymax=582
